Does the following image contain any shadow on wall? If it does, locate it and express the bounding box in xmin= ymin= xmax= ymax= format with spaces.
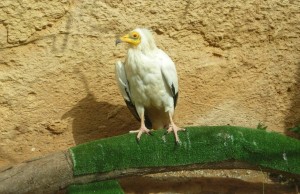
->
xmin=285 ymin=62 xmax=300 ymax=138
xmin=62 ymin=93 xmax=139 ymax=145
xmin=61 ymin=67 xmax=138 ymax=145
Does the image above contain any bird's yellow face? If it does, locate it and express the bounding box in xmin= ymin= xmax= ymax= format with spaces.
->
xmin=116 ymin=31 xmax=141 ymax=46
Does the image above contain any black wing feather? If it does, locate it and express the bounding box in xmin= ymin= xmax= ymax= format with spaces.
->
xmin=171 ymin=83 xmax=178 ymax=108
xmin=162 ymin=72 xmax=178 ymax=109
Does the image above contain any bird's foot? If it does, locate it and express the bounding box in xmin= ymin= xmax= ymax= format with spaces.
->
xmin=129 ymin=126 xmax=152 ymax=141
xmin=167 ymin=124 xmax=185 ymax=143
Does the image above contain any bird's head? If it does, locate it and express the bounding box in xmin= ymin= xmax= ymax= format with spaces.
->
xmin=116 ymin=30 xmax=141 ymax=46
xmin=116 ymin=28 xmax=157 ymax=51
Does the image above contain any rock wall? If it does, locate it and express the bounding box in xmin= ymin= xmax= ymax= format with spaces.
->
xmin=0 ymin=0 xmax=299 ymax=168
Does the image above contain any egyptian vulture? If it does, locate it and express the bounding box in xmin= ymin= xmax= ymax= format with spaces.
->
xmin=115 ymin=28 xmax=185 ymax=143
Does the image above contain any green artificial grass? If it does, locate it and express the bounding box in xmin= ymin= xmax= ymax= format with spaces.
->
xmin=289 ymin=124 xmax=300 ymax=134
xmin=69 ymin=126 xmax=300 ymax=176
xmin=67 ymin=180 xmax=124 ymax=194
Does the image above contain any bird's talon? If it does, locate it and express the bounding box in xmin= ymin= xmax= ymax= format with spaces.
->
xmin=148 ymin=131 xmax=154 ymax=136
xmin=136 ymin=137 xmax=140 ymax=144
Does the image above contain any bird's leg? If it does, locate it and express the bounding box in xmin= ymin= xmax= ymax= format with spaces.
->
xmin=129 ymin=113 xmax=151 ymax=140
xmin=167 ymin=112 xmax=185 ymax=143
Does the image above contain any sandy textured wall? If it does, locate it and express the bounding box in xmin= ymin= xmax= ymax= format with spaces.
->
xmin=0 ymin=0 xmax=299 ymax=167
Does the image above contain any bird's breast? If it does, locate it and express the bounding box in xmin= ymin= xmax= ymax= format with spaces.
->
xmin=125 ymin=54 xmax=170 ymax=109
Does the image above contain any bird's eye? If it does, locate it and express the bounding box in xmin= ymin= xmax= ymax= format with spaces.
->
xmin=132 ymin=33 xmax=138 ymax=38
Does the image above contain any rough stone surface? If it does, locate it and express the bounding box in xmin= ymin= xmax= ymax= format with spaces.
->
xmin=0 ymin=0 xmax=299 ymax=176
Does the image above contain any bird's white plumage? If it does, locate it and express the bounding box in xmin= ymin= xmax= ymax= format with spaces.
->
xmin=115 ymin=28 xmax=179 ymax=130
xmin=115 ymin=61 xmax=130 ymax=102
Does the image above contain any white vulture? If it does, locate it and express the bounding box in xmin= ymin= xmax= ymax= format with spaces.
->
xmin=115 ymin=28 xmax=185 ymax=143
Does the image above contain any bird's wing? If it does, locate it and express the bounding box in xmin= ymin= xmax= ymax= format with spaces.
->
xmin=115 ymin=61 xmax=130 ymax=101
xmin=158 ymin=49 xmax=179 ymax=108
xmin=115 ymin=61 xmax=153 ymax=128
xmin=115 ymin=61 xmax=139 ymax=120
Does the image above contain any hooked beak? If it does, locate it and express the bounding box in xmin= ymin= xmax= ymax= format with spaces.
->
xmin=115 ymin=34 xmax=128 ymax=46
xmin=115 ymin=34 xmax=132 ymax=46
xmin=115 ymin=38 xmax=122 ymax=46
